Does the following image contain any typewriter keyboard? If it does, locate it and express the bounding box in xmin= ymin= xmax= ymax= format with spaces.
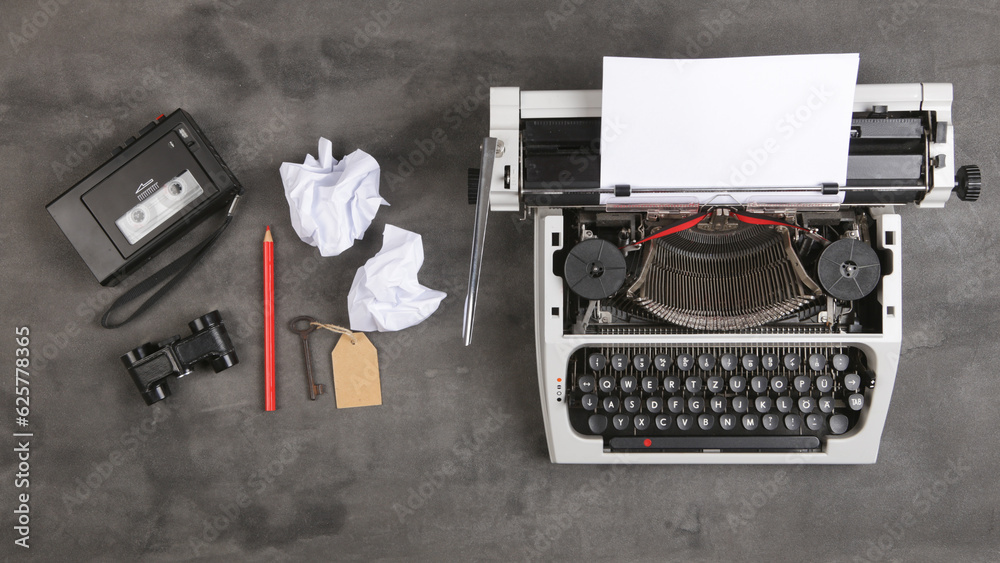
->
xmin=567 ymin=345 xmax=874 ymax=452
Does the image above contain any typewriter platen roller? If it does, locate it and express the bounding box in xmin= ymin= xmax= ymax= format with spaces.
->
xmin=463 ymin=83 xmax=980 ymax=464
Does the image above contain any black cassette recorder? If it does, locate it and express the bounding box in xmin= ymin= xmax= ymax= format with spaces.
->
xmin=47 ymin=110 xmax=243 ymax=286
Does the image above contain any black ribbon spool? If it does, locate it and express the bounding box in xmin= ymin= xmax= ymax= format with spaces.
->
xmin=817 ymin=238 xmax=882 ymax=301
xmin=563 ymin=238 xmax=627 ymax=300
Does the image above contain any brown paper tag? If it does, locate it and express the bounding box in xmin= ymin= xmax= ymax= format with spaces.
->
xmin=331 ymin=333 xmax=381 ymax=408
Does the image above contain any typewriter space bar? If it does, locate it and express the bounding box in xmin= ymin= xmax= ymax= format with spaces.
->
xmin=609 ymin=436 xmax=821 ymax=452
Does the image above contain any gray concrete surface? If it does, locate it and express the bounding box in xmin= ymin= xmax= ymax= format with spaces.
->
xmin=2 ymin=1 xmax=999 ymax=561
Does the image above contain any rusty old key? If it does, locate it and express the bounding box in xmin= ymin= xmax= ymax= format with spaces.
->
xmin=288 ymin=316 xmax=326 ymax=400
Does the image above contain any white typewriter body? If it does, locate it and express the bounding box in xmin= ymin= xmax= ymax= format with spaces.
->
xmin=466 ymin=84 xmax=975 ymax=464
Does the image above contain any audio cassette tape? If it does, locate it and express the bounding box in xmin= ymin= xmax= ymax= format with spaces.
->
xmin=47 ymin=109 xmax=243 ymax=286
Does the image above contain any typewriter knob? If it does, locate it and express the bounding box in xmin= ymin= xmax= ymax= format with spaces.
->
xmin=955 ymin=165 xmax=982 ymax=202
xmin=468 ymin=168 xmax=480 ymax=205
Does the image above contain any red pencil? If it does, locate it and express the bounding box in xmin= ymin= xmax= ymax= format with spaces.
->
xmin=264 ymin=226 xmax=276 ymax=411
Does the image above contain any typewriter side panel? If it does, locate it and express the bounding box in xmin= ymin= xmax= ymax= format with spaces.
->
xmin=534 ymin=210 xmax=904 ymax=464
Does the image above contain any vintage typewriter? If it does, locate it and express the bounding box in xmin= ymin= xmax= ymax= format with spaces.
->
xmin=463 ymin=81 xmax=981 ymax=464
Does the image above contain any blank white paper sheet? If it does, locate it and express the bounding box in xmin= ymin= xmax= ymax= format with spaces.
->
xmin=599 ymin=54 xmax=860 ymax=205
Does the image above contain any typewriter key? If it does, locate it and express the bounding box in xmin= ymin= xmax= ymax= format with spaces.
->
xmin=698 ymin=414 xmax=715 ymax=430
xmin=697 ymin=353 xmax=716 ymax=371
xmin=832 ymin=354 xmax=851 ymax=372
xmin=621 ymin=376 xmax=638 ymax=393
xmin=848 ymin=393 xmax=865 ymax=410
xmin=641 ymin=377 xmax=658 ymax=393
xmin=784 ymin=414 xmax=802 ymax=431
xmin=806 ymin=414 xmax=824 ymax=431
xmin=653 ymin=354 xmax=671 ymax=371
xmin=720 ymin=354 xmax=738 ymax=371
xmin=793 ymin=375 xmax=811 ymax=393
xmin=588 ymin=353 xmax=607 ymax=371
xmin=816 ymin=375 xmax=834 ymax=393
xmin=676 ymin=414 xmax=694 ymax=431
xmin=818 ymin=396 xmax=834 ymax=413
xmin=829 ymin=414 xmax=849 ymax=435
xmin=809 ymin=354 xmax=827 ymax=371
xmin=706 ymin=376 xmax=725 ymax=393
xmin=731 ymin=396 xmax=749 ymax=413
xmin=645 ymin=397 xmax=662 ymax=413
xmin=728 ymin=375 xmax=747 ymax=393
xmin=720 ymin=414 xmax=737 ymax=430
xmin=763 ymin=354 xmax=779 ymax=370
xmin=633 ymin=354 xmax=650 ymax=371
xmin=843 ymin=373 xmax=862 ymax=391
xmin=783 ymin=353 xmax=802 ymax=371
xmin=588 ymin=415 xmax=607 ymax=433
xmin=798 ymin=396 xmax=815 ymax=413
xmin=655 ymin=415 xmax=672 ymax=430
xmin=776 ymin=396 xmax=793 ymax=413
xmin=611 ymin=354 xmax=629 ymax=371
xmin=634 ymin=415 xmax=650 ymax=430
xmin=613 ymin=415 xmax=630 ymax=430
xmin=755 ymin=396 xmax=772 ymax=413
xmin=762 ymin=414 xmax=780 ymax=431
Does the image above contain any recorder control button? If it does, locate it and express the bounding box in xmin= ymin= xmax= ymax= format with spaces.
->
xmin=124 ymin=136 xmax=137 ymax=146
xmin=111 ymin=146 xmax=123 ymax=156
xmin=138 ymin=122 xmax=157 ymax=136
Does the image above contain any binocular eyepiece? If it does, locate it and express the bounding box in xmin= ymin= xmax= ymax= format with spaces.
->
xmin=121 ymin=310 xmax=239 ymax=405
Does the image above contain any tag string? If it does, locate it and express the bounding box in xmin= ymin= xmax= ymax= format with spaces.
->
xmin=311 ymin=322 xmax=358 ymax=344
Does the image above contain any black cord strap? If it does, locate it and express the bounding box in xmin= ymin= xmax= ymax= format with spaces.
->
xmin=101 ymin=195 xmax=240 ymax=329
